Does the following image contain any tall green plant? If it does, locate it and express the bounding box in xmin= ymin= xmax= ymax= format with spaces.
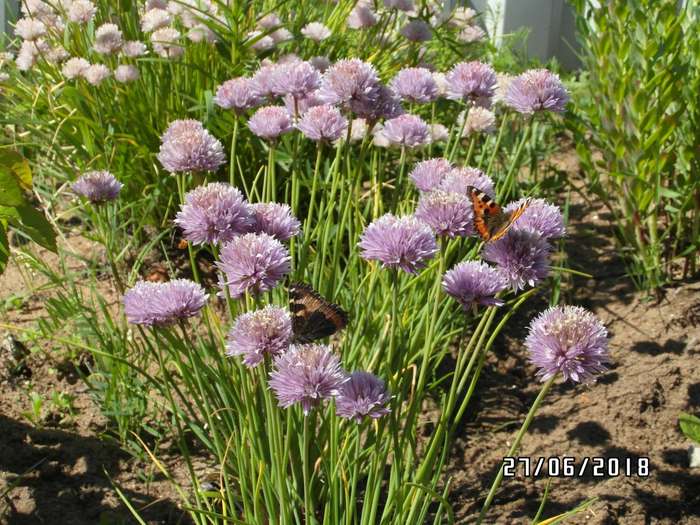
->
xmin=568 ymin=0 xmax=700 ymax=289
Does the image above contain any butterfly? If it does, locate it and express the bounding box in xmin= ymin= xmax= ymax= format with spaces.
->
xmin=289 ymin=282 xmax=348 ymax=343
xmin=468 ymin=186 xmax=530 ymax=242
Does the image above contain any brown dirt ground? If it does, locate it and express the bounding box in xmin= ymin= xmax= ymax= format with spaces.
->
xmin=1 ymin=149 xmax=699 ymax=524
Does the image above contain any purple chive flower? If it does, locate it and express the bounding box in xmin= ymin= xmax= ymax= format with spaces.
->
xmin=317 ymin=59 xmax=381 ymax=111
xmin=217 ymin=233 xmax=291 ymax=298
xmin=415 ymin=190 xmax=473 ymax=237
xmin=390 ymin=67 xmax=439 ymax=104
xmin=175 ymin=183 xmax=254 ymax=245
xmin=438 ymin=167 xmax=495 ymax=198
xmin=525 ymin=305 xmax=609 ymax=383
xmin=443 ymin=261 xmax=507 ymax=309
xmin=301 ymin=22 xmax=332 ymax=42
xmin=409 ymin=158 xmax=453 ymax=192
xmin=461 ymin=106 xmax=496 ymax=136
xmin=384 ymin=0 xmax=414 ymax=11
xmin=504 ymin=69 xmax=569 ymax=115
xmin=248 ymin=106 xmax=293 ymax=140
xmin=123 ymin=279 xmax=208 ymax=326
xmin=483 ymin=229 xmax=551 ymax=292
xmin=72 ymin=171 xmax=123 ymax=204
xmin=114 ymin=64 xmax=139 ymax=83
xmin=226 ymin=305 xmax=293 ymax=367
xmin=358 ymin=214 xmax=438 ymax=274
xmin=445 ymin=61 xmax=497 ymax=107
xmin=354 ymin=84 xmax=404 ymax=123
xmin=430 ymin=124 xmax=449 ymax=143
xmin=347 ymin=2 xmax=378 ymax=29
xmin=504 ymin=198 xmax=565 ymax=240
xmin=400 ymin=20 xmax=432 ymax=42
xmin=336 ymin=371 xmax=391 ymax=422
xmin=379 ymin=114 xmax=430 ymax=148
xmin=297 ymin=104 xmax=348 ymax=142
xmin=269 ymin=344 xmax=347 ymax=414
xmin=157 ymin=119 xmax=226 ymax=174
xmin=269 ymin=61 xmax=321 ymax=99
xmin=251 ymin=63 xmax=280 ymax=99
xmin=249 ymin=202 xmax=301 ymax=241
xmin=310 ymin=56 xmax=331 ymax=72
xmin=62 ymin=57 xmax=90 ymax=79
xmin=94 ymin=23 xmax=123 ymax=54
xmin=214 ymin=77 xmax=262 ymax=113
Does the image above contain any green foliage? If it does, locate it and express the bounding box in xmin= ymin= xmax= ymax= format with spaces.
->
xmin=568 ymin=0 xmax=700 ymax=289
xmin=679 ymin=412 xmax=700 ymax=444
xmin=0 ymin=150 xmax=57 ymax=269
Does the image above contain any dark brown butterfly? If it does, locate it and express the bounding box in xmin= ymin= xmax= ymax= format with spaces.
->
xmin=289 ymin=282 xmax=348 ymax=343
xmin=468 ymin=186 xmax=530 ymax=242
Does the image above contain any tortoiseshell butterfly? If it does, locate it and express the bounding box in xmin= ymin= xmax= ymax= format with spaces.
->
xmin=289 ymin=283 xmax=348 ymax=343
xmin=468 ymin=186 xmax=530 ymax=242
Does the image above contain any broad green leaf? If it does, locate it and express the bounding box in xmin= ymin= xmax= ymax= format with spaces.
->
xmin=679 ymin=412 xmax=700 ymax=444
xmin=0 ymin=223 xmax=8 ymax=275
xmin=0 ymin=170 xmax=25 ymax=207
xmin=8 ymin=204 xmax=57 ymax=253
xmin=0 ymin=150 xmax=32 ymax=190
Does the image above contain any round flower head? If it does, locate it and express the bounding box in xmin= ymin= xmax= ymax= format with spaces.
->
xmin=248 ymin=106 xmax=293 ymax=140
xmin=347 ymin=2 xmax=377 ymax=29
xmin=47 ymin=46 xmax=69 ymax=64
xmin=226 ymin=306 xmax=293 ymax=367
xmin=249 ymin=202 xmax=301 ymax=241
xmin=157 ymin=119 xmax=226 ymax=173
xmin=114 ymin=64 xmax=139 ymax=83
xmin=336 ymin=371 xmax=391 ymax=422
xmin=430 ymin=123 xmax=449 ymax=143
xmin=400 ymin=20 xmax=432 ymax=42
xmin=390 ymin=67 xmax=439 ymax=104
xmin=458 ymin=25 xmax=486 ymax=43
xmin=68 ymin=0 xmax=96 ymax=24
xmin=504 ymin=198 xmax=565 ymax=240
xmin=525 ymin=306 xmax=609 ymax=383
xmin=83 ymin=64 xmax=111 ymax=86
xmin=438 ymin=167 xmax=494 ymax=198
xmin=297 ymin=104 xmax=348 ymax=142
xmin=461 ymin=106 xmax=496 ymax=136
xmin=141 ymin=8 xmax=171 ymax=32
xmin=217 ymin=233 xmax=291 ymax=298
xmin=72 ymin=171 xmax=123 ymax=203
xmin=214 ymin=77 xmax=262 ymax=113
xmin=301 ymin=22 xmax=331 ymax=42
xmin=151 ymin=27 xmax=184 ymax=58
xmin=445 ymin=61 xmax=497 ymax=106
xmin=358 ymin=214 xmax=438 ymax=274
xmin=409 ymin=158 xmax=453 ymax=192
xmin=284 ymin=90 xmax=323 ymax=117
xmin=415 ymin=190 xmax=473 ymax=237
xmin=94 ymin=23 xmax=123 ymax=54
xmin=62 ymin=57 xmax=90 ymax=79
xmin=494 ymin=73 xmax=514 ymax=104
xmin=269 ymin=344 xmax=347 ymax=414
xmin=15 ymin=18 xmax=47 ymax=41
xmin=123 ymin=279 xmax=208 ymax=326
xmin=122 ymin=40 xmax=148 ymax=57
xmin=269 ymin=61 xmax=321 ymax=99
xmin=504 ymin=69 xmax=569 ymax=114
xmin=317 ymin=59 xmax=381 ymax=110
xmin=251 ymin=63 xmax=281 ymax=99
xmin=247 ymin=30 xmax=275 ymax=52
xmin=353 ymin=84 xmax=404 ymax=123
xmin=443 ymin=260 xmax=507 ymax=309
xmin=187 ymin=24 xmax=217 ymax=44
xmin=483 ymin=229 xmax=551 ymax=292
xmin=175 ymin=183 xmax=254 ymax=245
xmin=378 ymin=114 xmax=430 ymax=148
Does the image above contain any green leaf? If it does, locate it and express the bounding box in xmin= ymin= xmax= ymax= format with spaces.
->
xmin=679 ymin=412 xmax=700 ymax=444
xmin=0 ymin=222 xmax=8 ymax=275
xmin=0 ymin=170 xmax=26 ymax=207
xmin=0 ymin=150 xmax=32 ymax=189
xmin=8 ymin=204 xmax=57 ymax=253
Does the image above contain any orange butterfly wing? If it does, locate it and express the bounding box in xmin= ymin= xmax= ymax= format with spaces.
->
xmin=489 ymin=201 xmax=529 ymax=241
xmin=468 ymin=186 xmax=501 ymax=241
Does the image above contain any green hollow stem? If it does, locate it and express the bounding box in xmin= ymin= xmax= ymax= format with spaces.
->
xmin=229 ymin=117 xmax=239 ymax=187
xmin=484 ymin=112 xmax=509 ymax=175
xmin=448 ymin=105 xmax=469 ymax=162
xmin=475 ymin=375 xmax=557 ymax=525
xmin=303 ymin=413 xmax=316 ymax=525
xmin=390 ymin=146 xmax=408 ymax=214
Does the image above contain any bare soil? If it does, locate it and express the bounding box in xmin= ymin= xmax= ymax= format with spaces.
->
xmin=1 ymin=149 xmax=699 ymax=524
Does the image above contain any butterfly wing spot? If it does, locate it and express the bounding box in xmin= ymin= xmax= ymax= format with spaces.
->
xmin=289 ymin=283 xmax=348 ymax=343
